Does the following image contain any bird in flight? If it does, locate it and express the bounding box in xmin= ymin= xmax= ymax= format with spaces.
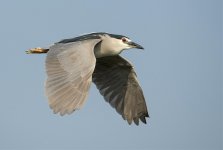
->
xmin=26 ymin=32 xmax=149 ymax=125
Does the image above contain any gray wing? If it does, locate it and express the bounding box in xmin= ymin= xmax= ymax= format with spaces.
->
xmin=92 ymin=55 xmax=149 ymax=125
xmin=45 ymin=39 xmax=101 ymax=116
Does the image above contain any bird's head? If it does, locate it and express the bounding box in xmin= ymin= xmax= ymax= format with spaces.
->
xmin=107 ymin=33 xmax=144 ymax=50
xmin=94 ymin=33 xmax=144 ymax=57
xmin=99 ymin=33 xmax=144 ymax=53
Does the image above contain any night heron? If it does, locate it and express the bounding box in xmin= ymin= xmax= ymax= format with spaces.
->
xmin=26 ymin=32 xmax=149 ymax=125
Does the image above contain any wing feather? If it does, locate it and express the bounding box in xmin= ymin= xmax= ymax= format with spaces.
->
xmin=93 ymin=55 xmax=149 ymax=125
xmin=45 ymin=39 xmax=101 ymax=115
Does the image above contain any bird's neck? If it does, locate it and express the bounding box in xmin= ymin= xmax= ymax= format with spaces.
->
xmin=94 ymin=41 xmax=124 ymax=58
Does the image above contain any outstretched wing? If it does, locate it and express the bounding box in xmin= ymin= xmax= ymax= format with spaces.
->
xmin=92 ymin=55 xmax=149 ymax=125
xmin=45 ymin=39 xmax=101 ymax=116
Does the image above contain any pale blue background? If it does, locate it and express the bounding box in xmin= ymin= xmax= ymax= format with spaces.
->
xmin=0 ymin=0 xmax=222 ymax=150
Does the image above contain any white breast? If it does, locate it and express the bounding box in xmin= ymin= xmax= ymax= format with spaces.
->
xmin=94 ymin=36 xmax=126 ymax=58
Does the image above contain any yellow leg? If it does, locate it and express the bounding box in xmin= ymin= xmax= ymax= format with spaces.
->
xmin=26 ymin=47 xmax=49 ymax=54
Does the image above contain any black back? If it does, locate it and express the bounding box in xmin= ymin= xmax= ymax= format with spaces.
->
xmin=57 ymin=32 xmax=128 ymax=44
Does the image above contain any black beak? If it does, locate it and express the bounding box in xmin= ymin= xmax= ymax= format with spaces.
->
xmin=128 ymin=41 xmax=144 ymax=49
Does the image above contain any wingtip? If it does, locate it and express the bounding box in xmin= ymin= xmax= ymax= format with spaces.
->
xmin=133 ymin=118 xmax=140 ymax=126
xmin=140 ymin=117 xmax=147 ymax=124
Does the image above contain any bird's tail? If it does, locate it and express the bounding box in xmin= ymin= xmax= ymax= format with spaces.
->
xmin=26 ymin=47 xmax=49 ymax=54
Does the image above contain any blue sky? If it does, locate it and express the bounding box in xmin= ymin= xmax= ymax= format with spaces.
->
xmin=0 ymin=0 xmax=222 ymax=150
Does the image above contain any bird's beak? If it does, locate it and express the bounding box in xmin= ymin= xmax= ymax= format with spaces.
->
xmin=128 ymin=41 xmax=144 ymax=49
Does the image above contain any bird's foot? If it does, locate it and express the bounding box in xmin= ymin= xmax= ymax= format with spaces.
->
xmin=26 ymin=47 xmax=49 ymax=54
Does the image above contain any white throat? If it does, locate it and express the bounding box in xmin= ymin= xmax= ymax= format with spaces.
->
xmin=94 ymin=35 xmax=130 ymax=58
